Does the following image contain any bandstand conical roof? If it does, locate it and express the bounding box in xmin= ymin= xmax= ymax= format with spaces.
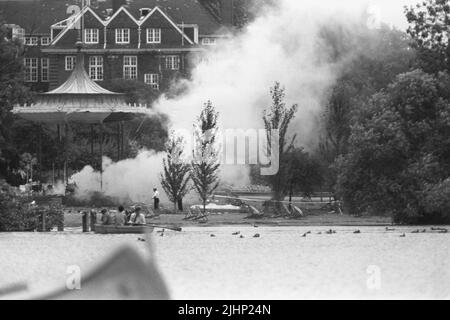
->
xmin=13 ymin=49 xmax=150 ymax=124
xmin=46 ymin=59 xmax=119 ymax=95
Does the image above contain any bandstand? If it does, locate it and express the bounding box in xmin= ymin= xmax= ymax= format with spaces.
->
xmin=13 ymin=43 xmax=150 ymax=189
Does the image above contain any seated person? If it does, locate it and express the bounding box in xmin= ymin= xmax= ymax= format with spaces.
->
xmin=115 ymin=205 xmax=126 ymax=226
xmin=129 ymin=206 xmax=146 ymax=225
xmin=100 ymin=209 xmax=111 ymax=225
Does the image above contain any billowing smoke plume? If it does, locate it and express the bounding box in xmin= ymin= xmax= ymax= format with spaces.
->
xmin=72 ymin=0 xmax=371 ymax=203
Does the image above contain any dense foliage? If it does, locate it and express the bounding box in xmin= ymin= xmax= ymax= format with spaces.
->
xmin=0 ymin=180 xmax=63 ymax=231
xmin=336 ymin=70 xmax=450 ymax=223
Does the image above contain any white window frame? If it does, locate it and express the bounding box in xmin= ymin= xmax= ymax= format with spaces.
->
xmin=24 ymin=58 xmax=38 ymax=82
xmin=115 ymin=28 xmax=130 ymax=44
xmin=201 ymin=37 xmax=217 ymax=46
xmin=165 ymin=55 xmax=180 ymax=70
xmin=41 ymin=58 xmax=50 ymax=82
xmin=146 ymin=28 xmax=161 ymax=44
xmin=144 ymin=73 xmax=159 ymax=90
xmin=65 ymin=56 xmax=76 ymax=71
xmin=12 ymin=27 xmax=25 ymax=43
xmin=41 ymin=37 xmax=51 ymax=46
xmin=123 ymin=56 xmax=137 ymax=80
xmin=84 ymin=28 xmax=99 ymax=44
xmin=89 ymin=56 xmax=103 ymax=81
xmin=24 ymin=36 xmax=38 ymax=46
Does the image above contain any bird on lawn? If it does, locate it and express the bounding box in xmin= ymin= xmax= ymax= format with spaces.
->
xmin=240 ymin=235 xmax=244 ymax=238
xmin=210 ymin=234 xmax=216 ymax=237
xmin=302 ymin=233 xmax=307 ymax=237
xmin=354 ymin=230 xmax=361 ymax=234
xmin=232 ymin=231 xmax=240 ymax=235
xmin=253 ymin=233 xmax=260 ymax=238
xmin=400 ymin=233 xmax=406 ymax=237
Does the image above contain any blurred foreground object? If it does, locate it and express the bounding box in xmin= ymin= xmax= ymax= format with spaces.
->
xmin=41 ymin=246 xmax=170 ymax=300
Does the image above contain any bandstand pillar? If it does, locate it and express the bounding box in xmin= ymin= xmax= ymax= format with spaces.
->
xmin=100 ymin=122 xmax=104 ymax=191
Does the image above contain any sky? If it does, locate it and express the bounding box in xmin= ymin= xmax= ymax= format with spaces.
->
xmin=365 ymin=0 xmax=421 ymax=30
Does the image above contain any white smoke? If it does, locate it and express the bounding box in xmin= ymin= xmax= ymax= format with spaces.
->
xmin=71 ymin=0 xmax=371 ymax=203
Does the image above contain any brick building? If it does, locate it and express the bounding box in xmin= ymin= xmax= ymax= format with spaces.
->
xmin=1 ymin=0 xmax=233 ymax=92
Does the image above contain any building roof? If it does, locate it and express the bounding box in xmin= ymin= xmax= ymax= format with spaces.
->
xmin=0 ymin=0 xmax=224 ymax=35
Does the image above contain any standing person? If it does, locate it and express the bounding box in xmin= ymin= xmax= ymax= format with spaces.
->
xmin=152 ymin=188 xmax=160 ymax=210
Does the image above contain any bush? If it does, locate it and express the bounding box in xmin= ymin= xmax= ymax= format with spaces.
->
xmin=420 ymin=179 xmax=450 ymax=224
xmin=0 ymin=180 xmax=63 ymax=231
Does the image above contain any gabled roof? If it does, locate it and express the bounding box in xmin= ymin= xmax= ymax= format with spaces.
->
xmin=104 ymin=5 xmax=139 ymax=26
xmin=52 ymin=6 xmax=106 ymax=45
xmin=139 ymin=6 xmax=194 ymax=45
xmin=0 ymin=0 xmax=225 ymax=35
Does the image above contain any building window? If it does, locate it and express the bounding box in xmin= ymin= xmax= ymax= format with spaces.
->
xmin=84 ymin=28 xmax=99 ymax=44
xmin=165 ymin=55 xmax=180 ymax=70
xmin=24 ymin=58 xmax=38 ymax=82
xmin=146 ymin=28 xmax=161 ymax=44
xmin=24 ymin=36 xmax=38 ymax=46
xmin=201 ymin=37 xmax=217 ymax=45
xmin=89 ymin=56 xmax=103 ymax=81
xmin=144 ymin=73 xmax=159 ymax=90
xmin=115 ymin=28 xmax=130 ymax=44
xmin=41 ymin=37 xmax=51 ymax=46
xmin=41 ymin=58 xmax=50 ymax=82
xmin=11 ymin=27 xmax=25 ymax=43
xmin=123 ymin=56 xmax=137 ymax=80
xmin=65 ymin=56 xmax=76 ymax=71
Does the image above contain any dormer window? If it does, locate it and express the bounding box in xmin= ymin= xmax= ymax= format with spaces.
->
xmin=24 ymin=36 xmax=38 ymax=46
xmin=201 ymin=38 xmax=217 ymax=46
xmin=41 ymin=37 xmax=51 ymax=46
xmin=84 ymin=28 xmax=99 ymax=44
xmin=146 ymin=28 xmax=161 ymax=44
xmin=139 ymin=8 xmax=151 ymax=18
xmin=115 ymin=28 xmax=130 ymax=44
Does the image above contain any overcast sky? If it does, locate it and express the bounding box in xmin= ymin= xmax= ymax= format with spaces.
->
xmin=366 ymin=0 xmax=420 ymax=29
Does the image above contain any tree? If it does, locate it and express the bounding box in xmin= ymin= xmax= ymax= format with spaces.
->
xmin=160 ymin=133 xmax=191 ymax=213
xmin=190 ymin=101 xmax=220 ymax=214
xmin=0 ymin=19 xmax=31 ymax=180
xmin=262 ymin=82 xmax=298 ymax=201
xmin=285 ymin=148 xmax=323 ymax=202
xmin=318 ymin=24 xmax=415 ymax=193
xmin=405 ymin=0 xmax=450 ymax=73
xmin=336 ymin=69 xmax=450 ymax=223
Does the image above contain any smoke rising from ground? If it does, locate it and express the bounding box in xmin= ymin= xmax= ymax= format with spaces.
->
xmin=72 ymin=0 xmax=372 ymax=203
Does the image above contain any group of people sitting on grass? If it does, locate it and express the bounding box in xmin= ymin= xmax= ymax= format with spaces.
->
xmin=100 ymin=206 xmax=146 ymax=226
